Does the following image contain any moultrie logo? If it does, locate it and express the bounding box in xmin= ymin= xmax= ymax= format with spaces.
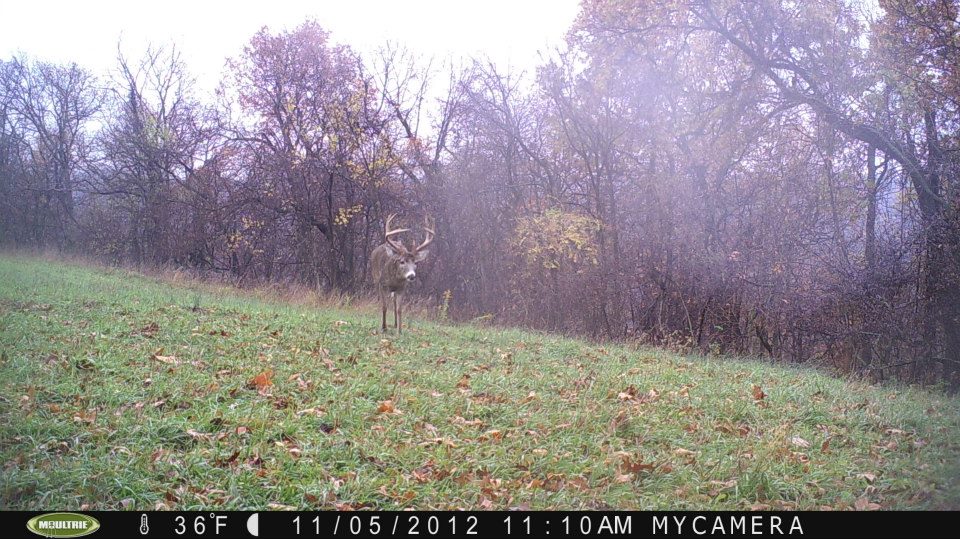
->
xmin=26 ymin=513 xmax=100 ymax=538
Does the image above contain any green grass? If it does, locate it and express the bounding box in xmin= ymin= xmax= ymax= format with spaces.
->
xmin=1 ymin=254 xmax=959 ymax=511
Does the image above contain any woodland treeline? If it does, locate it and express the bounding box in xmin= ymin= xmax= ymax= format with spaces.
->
xmin=2 ymin=0 xmax=958 ymax=384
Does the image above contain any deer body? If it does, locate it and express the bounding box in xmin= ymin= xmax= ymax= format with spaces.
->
xmin=371 ymin=214 xmax=433 ymax=333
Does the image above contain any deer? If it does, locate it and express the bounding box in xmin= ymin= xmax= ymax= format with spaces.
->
xmin=371 ymin=213 xmax=434 ymax=334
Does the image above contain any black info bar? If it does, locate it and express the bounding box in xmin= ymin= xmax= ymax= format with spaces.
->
xmin=5 ymin=510 xmax=952 ymax=539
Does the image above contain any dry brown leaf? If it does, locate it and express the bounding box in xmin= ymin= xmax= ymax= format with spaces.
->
xmin=618 ymin=385 xmax=638 ymax=401
xmin=854 ymin=497 xmax=881 ymax=511
xmin=708 ymin=479 xmax=738 ymax=494
xmin=674 ymin=447 xmax=698 ymax=464
xmin=186 ymin=429 xmax=210 ymax=441
xmin=610 ymin=451 xmax=656 ymax=474
xmin=140 ymin=322 xmax=159 ymax=337
xmin=248 ymin=370 xmax=273 ymax=390
xmin=790 ymin=435 xmax=811 ymax=449
xmin=153 ymin=354 xmax=180 ymax=365
xmin=452 ymin=416 xmax=484 ymax=428
xmin=479 ymin=429 xmax=504 ymax=442
xmin=418 ymin=437 xmax=457 ymax=448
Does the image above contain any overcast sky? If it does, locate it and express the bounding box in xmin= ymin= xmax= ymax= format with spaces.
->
xmin=0 ymin=0 xmax=581 ymax=95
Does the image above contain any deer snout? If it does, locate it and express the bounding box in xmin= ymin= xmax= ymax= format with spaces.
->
xmin=405 ymin=271 xmax=416 ymax=281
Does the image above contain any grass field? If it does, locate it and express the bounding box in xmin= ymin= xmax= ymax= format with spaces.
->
xmin=1 ymin=254 xmax=959 ymax=510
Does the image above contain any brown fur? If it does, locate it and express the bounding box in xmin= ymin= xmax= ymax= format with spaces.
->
xmin=371 ymin=243 xmax=428 ymax=333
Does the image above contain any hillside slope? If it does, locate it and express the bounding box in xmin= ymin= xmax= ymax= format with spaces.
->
xmin=1 ymin=254 xmax=958 ymax=510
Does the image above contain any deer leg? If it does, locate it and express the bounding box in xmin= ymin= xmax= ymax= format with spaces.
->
xmin=398 ymin=297 xmax=403 ymax=334
xmin=393 ymin=293 xmax=399 ymax=332
xmin=380 ymin=287 xmax=387 ymax=332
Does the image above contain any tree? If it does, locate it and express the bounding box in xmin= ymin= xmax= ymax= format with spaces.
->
xmin=0 ymin=57 xmax=100 ymax=248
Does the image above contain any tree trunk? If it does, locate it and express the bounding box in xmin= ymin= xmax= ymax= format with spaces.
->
xmin=861 ymin=145 xmax=878 ymax=370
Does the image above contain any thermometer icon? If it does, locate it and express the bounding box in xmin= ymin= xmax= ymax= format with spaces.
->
xmin=140 ymin=513 xmax=149 ymax=535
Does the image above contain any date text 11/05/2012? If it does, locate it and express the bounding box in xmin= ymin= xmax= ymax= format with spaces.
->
xmin=293 ymin=513 xmax=803 ymax=537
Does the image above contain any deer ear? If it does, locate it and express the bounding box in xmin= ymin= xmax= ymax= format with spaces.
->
xmin=414 ymin=249 xmax=429 ymax=262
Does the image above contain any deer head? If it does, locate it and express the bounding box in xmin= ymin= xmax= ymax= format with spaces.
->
xmin=382 ymin=213 xmax=434 ymax=283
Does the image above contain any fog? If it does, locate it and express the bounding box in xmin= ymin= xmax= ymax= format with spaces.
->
xmin=1 ymin=0 xmax=958 ymax=385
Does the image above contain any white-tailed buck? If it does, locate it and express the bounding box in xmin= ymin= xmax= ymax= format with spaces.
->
xmin=371 ymin=214 xmax=434 ymax=333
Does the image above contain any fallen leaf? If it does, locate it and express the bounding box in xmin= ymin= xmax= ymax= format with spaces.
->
xmin=186 ymin=429 xmax=210 ymax=441
xmin=139 ymin=322 xmax=159 ymax=337
xmin=418 ymin=437 xmax=457 ymax=448
xmin=790 ymin=436 xmax=811 ymax=448
xmin=674 ymin=447 xmax=698 ymax=464
xmin=479 ymin=429 xmax=504 ymax=442
xmin=854 ymin=497 xmax=881 ymax=511
xmin=248 ymin=370 xmax=273 ymax=391
xmin=72 ymin=409 xmax=97 ymax=424
xmin=377 ymin=400 xmax=398 ymax=414
xmin=609 ymin=451 xmax=656 ymax=474
xmin=452 ymin=416 xmax=484 ymax=428
xmin=708 ymin=479 xmax=738 ymax=492
xmin=751 ymin=384 xmax=766 ymax=402
xmin=152 ymin=354 xmax=180 ymax=365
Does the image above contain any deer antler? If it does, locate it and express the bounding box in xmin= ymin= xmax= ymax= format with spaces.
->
xmin=414 ymin=216 xmax=435 ymax=252
xmin=384 ymin=213 xmax=410 ymax=253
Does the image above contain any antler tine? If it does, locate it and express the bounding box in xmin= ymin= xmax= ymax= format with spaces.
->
xmin=384 ymin=213 xmax=411 ymax=236
xmin=415 ymin=216 xmax=435 ymax=252
xmin=384 ymin=213 xmax=409 ymax=252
